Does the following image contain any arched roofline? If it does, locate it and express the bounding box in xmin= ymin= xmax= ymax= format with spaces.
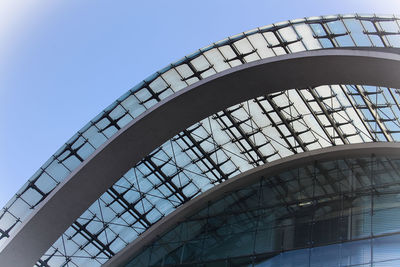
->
xmin=2 ymin=48 xmax=400 ymax=266
xmin=103 ymin=142 xmax=400 ymax=266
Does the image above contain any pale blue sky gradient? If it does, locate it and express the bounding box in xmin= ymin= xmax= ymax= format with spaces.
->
xmin=1 ymin=0 xmax=400 ymax=208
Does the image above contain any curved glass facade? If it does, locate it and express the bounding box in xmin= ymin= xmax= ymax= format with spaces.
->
xmin=0 ymin=14 xmax=400 ymax=266
xmin=127 ymin=155 xmax=400 ymax=267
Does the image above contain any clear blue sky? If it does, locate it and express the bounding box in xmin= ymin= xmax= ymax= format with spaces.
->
xmin=1 ymin=0 xmax=399 ymax=208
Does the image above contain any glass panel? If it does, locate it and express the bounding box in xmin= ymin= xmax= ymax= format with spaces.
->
xmin=126 ymin=156 xmax=400 ymax=266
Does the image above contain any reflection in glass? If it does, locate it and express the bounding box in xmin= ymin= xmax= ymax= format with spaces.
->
xmin=127 ymin=156 xmax=400 ymax=266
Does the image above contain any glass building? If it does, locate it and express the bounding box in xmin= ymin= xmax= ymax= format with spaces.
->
xmin=1 ymin=14 xmax=400 ymax=266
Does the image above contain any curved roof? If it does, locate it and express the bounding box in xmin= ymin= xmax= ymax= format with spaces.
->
xmin=1 ymin=14 xmax=400 ymax=266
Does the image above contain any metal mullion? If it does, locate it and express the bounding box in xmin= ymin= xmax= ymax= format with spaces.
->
xmin=192 ymin=122 xmax=241 ymax=167
xmin=323 ymin=85 xmax=361 ymax=140
xmin=380 ymin=87 xmax=400 ymax=125
xmin=290 ymin=162 xmax=330 ymax=198
xmin=254 ymin=98 xmax=297 ymax=153
xmin=152 ymin=150 xmax=223 ymax=181
xmin=362 ymin=17 xmax=390 ymax=47
xmin=156 ymin=73 xmax=175 ymax=96
xmin=142 ymin=158 xmax=189 ymax=203
xmin=318 ymin=21 xmax=339 ymax=47
xmin=223 ymin=108 xmax=266 ymax=158
xmin=308 ymin=87 xmax=348 ymax=143
xmin=190 ymin=125 xmax=249 ymax=164
xmin=169 ymin=139 xmax=185 ymax=189
xmin=243 ymin=35 xmax=263 ymax=61
xmin=313 ymin=162 xmax=341 ymax=195
xmin=178 ymin=132 xmax=220 ymax=179
xmin=112 ymin=100 xmax=135 ymax=122
xmin=265 ymin=95 xmax=309 ymax=152
xmin=93 ymin=197 xmax=145 ymax=233
xmin=218 ymin=110 xmax=264 ymax=165
xmin=287 ymin=166 xmax=317 ymax=200
xmin=113 ymin=184 xmax=178 ymax=207
xmin=339 ymin=85 xmax=375 ymax=141
xmin=97 ymin=199 xmax=109 ymax=245
xmin=354 ymin=85 xmax=392 ymax=141
xmin=216 ymin=112 xmax=259 ymax=165
xmin=88 ymin=217 xmax=143 ymax=231
xmin=0 ymin=219 xmax=19 ymax=241
xmin=79 ymin=208 xmax=145 ymax=232
xmin=241 ymin=100 xmax=266 ymax=142
xmin=376 ymin=89 xmax=400 ymax=131
xmin=271 ymin=29 xmax=290 ymax=54
xmin=70 ymin=222 xmax=115 ymax=259
xmin=265 ymin=173 xmax=299 ymax=215
xmin=55 ymin=252 xmax=108 ymax=261
xmin=295 ymin=89 xmax=336 ymax=145
xmin=207 ymin=117 xmax=220 ymax=166
xmin=349 ymin=158 xmax=378 ymax=190
xmin=19 ymin=173 xmax=54 ymax=210
xmin=259 ymin=30 xmax=280 ymax=57
xmin=376 ymin=19 xmax=396 ymax=47
xmin=110 ymin=167 xmax=151 ymax=222
xmin=180 ymin=59 xmax=213 ymax=82
xmin=268 ymin=25 xmax=303 ymax=54
xmin=291 ymin=22 xmax=312 ymax=51
xmin=225 ymin=101 xmax=281 ymax=162
xmin=375 ymin=157 xmax=400 ymax=185
xmin=252 ymin=179 xmax=264 ymax=256
xmin=227 ymin=40 xmax=258 ymax=64
xmin=180 ymin=130 xmax=230 ymax=183
xmin=339 ymin=17 xmax=358 ymax=47
xmin=36 ymin=248 xmax=60 ymax=267
xmin=80 ymin=216 xmax=131 ymax=243
xmin=86 ymin=120 xmax=110 ymax=149
xmin=119 ymin=174 xmax=136 ymax=191
xmin=105 ymin=200 xmax=145 ymax=232
xmin=280 ymin=90 xmax=325 ymax=148
xmin=305 ymin=20 xmax=326 ymax=49
xmin=357 ymin=15 xmax=379 ymax=47
xmin=191 ymin=189 xmax=261 ymax=247
xmin=57 ymin=135 xmax=87 ymax=164
xmin=175 ymin=129 xmax=239 ymax=178
xmin=94 ymin=105 xmax=130 ymax=134
xmin=62 ymin=235 xmax=70 ymax=265
xmin=372 ymin=95 xmax=400 ymax=136
xmin=123 ymin=169 xmax=172 ymax=217
xmin=213 ymin=45 xmax=236 ymax=69
xmin=107 ymin=188 xmax=151 ymax=228
xmin=132 ymin=167 xmax=146 ymax=218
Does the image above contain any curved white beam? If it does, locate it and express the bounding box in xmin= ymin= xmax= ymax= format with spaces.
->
xmin=104 ymin=142 xmax=400 ymax=267
xmin=2 ymin=49 xmax=400 ymax=267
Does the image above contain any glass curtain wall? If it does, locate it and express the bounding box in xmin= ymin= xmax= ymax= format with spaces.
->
xmin=127 ymin=155 xmax=400 ymax=267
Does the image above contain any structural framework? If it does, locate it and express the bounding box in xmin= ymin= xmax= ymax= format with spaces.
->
xmin=2 ymin=14 xmax=400 ymax=266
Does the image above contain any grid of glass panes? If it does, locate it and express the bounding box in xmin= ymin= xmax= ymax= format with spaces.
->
xmin=127 ymin=156 xmax=400 ymax=267
xmin=35 ymin=82 xmax=397 ymax=266
xmin=0 ymin=14 xmax=399 ymax=266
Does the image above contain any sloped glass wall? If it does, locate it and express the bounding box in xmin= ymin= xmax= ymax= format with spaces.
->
xmin=127 ymin=155 xmax=400 ymax=266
